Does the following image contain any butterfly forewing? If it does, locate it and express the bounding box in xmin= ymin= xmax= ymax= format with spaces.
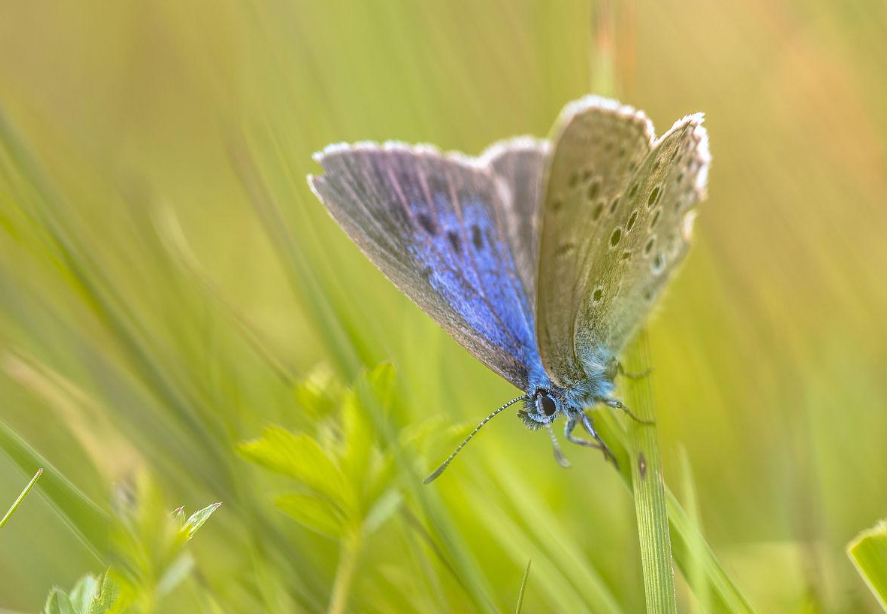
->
xmin=310 ymin=142 xmax=544 ymax=390
xmin=536 ymin=97 xmax=656 ymax=386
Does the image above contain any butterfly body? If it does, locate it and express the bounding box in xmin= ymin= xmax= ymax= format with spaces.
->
xmin=309 ymin=96 xmax=710 ymax=478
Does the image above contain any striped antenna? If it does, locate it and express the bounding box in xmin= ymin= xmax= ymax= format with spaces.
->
xmin=423 ymin=395 xmax=527 ymax=484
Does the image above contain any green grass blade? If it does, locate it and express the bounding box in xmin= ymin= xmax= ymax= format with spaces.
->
xmin=623 ymin=333 xmax=677 ymax=614
xmin=593 ymin=377 xmax=756 ymax=614
xmin=665 ymin=492 xmax=755 ymax=614
xmin=514 ymin=558 xmax=531 ymax=614
xmin=848 ymin=520 xmax=887 ymax=612
xmin=0 ymin=467 xmax=42 ymax=531
xmin=679 ymin=447 xmax=711 ymax=614
xmin=0 ymin=418 xmax=108 ymax=557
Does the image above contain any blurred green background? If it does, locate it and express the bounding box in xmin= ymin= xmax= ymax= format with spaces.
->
xmin=1 ymin=0 xmax=886 ymax=612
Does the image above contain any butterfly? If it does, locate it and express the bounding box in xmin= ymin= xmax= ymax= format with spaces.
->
xmin=308 ymin=95 xmax=710 ymax=482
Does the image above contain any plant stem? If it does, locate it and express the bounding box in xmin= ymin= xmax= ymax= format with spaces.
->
xmin=328 ymin=532 xmax=361 ymax=614
xmin=0 ymin=467 xmax=43 ymax=531
xmin=624 ymin=332 xmax=678 ymax=614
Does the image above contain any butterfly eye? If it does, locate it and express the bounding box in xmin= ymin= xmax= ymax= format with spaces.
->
xmin=535 ymin=390 xmax=558 ymax=417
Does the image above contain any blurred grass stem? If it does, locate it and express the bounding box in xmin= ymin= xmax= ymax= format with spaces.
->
xmin=328 ymin=532 xmax=361 ymax=614
xmin=0 ymin=467 xmax=42 ymax=531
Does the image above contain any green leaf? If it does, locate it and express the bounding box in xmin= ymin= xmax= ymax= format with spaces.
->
xmin=69 ymin=574 xmax=100 ymax=613
xmin=848 ymin=519 xmax=887 ymax=612
xmin=182 ymin=502 xmax=222 ymax=540
xmin=238 ymin=426 xmax=351 ymax=507
xmin=341 ymin=363 xmax=394 ymax=488
xmin=340 ymin=389 xmax=373 ymax=485
xmin=293 ymin=364 xmax=345 ymax=420
xmin=87 ymin=572 xmax=124 ymax=614
xmin=275 ymin=492 xmax=347 ymax=539
xmin=45 ymin=589 xmax=76 ymax=614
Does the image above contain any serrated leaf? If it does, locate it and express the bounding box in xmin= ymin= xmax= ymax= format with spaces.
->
xmin=87 ymin=573 xmax=123 ymax=614
xmin=182 ymin=502 xmax=221 ymax=540
xmin=238 ymin=426 xmax=351 ymax=508
xmin=45 ymin=589 xmax=76 ymax=614
xmin=848 ymin=519 xmax=887 ymax=612
xmin=69 ymin=574 xmax=100 ymax=613
xmin=274 ymin=492 xmax=347 ymax=539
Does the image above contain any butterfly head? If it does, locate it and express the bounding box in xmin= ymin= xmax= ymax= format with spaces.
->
xmin=518 ymin=388 xmax=565 ymax=430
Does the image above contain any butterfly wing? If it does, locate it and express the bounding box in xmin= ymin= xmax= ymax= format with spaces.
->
xmin=535 ymin=97 xmax=656 ymax=386
xmin=536 ymin=97 xmax=710 ymax=385
xmin=576 ymin=115 xmax=710 ymax=357
xmin=483 ymin=138 xmax=549 ymax=298
xmin=309 ymin=140 xmax=547 ymax=390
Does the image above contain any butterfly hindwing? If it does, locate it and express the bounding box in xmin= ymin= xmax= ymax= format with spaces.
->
xmin=484 ymin=138 xmax=549 ymax=298
xmin=575 ymin=115 xmax=710 ymax=356
xmin=309 ymin=142 xmax=543 ymax=390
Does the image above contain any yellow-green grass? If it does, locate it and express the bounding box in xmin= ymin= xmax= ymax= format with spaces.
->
xmin=1 ymin=0 xmax=887 ymax=612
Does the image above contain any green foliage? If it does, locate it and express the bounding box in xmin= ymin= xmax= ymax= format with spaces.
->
xmin=848 ymin=520 xmax=887 ymax=612
xmin=45 ymin=572 xmax=129 ymax=614
xmin=238 ymin=364 xmax=400 ymax=541
xmin=110 ymin=474 xmax=220 ymax=609
xmin=0 ymin=0 xmax=886 ymax=612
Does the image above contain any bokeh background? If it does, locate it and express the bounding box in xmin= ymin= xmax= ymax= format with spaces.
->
xmin=1 ymin=0 xmax=886 ymax=612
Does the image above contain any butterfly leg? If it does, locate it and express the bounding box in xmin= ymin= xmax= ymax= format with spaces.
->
xmin=616 ymin=361 xmax=653 ymax=380
xmin=602 ymin=398 xmax=656 ymax=425
xmin=565 ymin=413 xmax=618 ymax=468
xmin=546 ymin=424 xmax=571 ymax=468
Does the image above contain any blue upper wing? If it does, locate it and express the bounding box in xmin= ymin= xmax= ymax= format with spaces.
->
xmin=309 ymin=139 xmax=547 ymax=390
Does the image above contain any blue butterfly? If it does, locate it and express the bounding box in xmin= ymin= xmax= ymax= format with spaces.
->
xmin=309 ymin=96 xmax=710 ymax=482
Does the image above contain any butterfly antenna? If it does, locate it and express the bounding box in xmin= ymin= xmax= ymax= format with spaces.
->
xmin=423 ymin=395 xmax=527 ymax=484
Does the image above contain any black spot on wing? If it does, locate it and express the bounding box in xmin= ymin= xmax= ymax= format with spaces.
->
xmin=417 ymin=213 xmax=437 ymax=236
xmin=447 ymin=230 xmax=462 ymax=254
xmin=471 ymin=225 xmax=484 ymax=250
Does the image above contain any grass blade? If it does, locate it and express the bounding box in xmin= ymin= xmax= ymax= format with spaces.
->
xmin=0 ymin=467 xmax=42 ymax=531
xmin=514 ymin=558 xmax=531 ymax=614
xmin=679 ymin=447 xmax=711 ymax=614
xmin=592 ymin=353 xmax=756 ymax=614
xmin=624 ymin=332 xmax=677 ymax=614
xmin=0 ymin=418 xmax=108 ymax=557
xmin=848 ymin=520 xmax=887 ymax=612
